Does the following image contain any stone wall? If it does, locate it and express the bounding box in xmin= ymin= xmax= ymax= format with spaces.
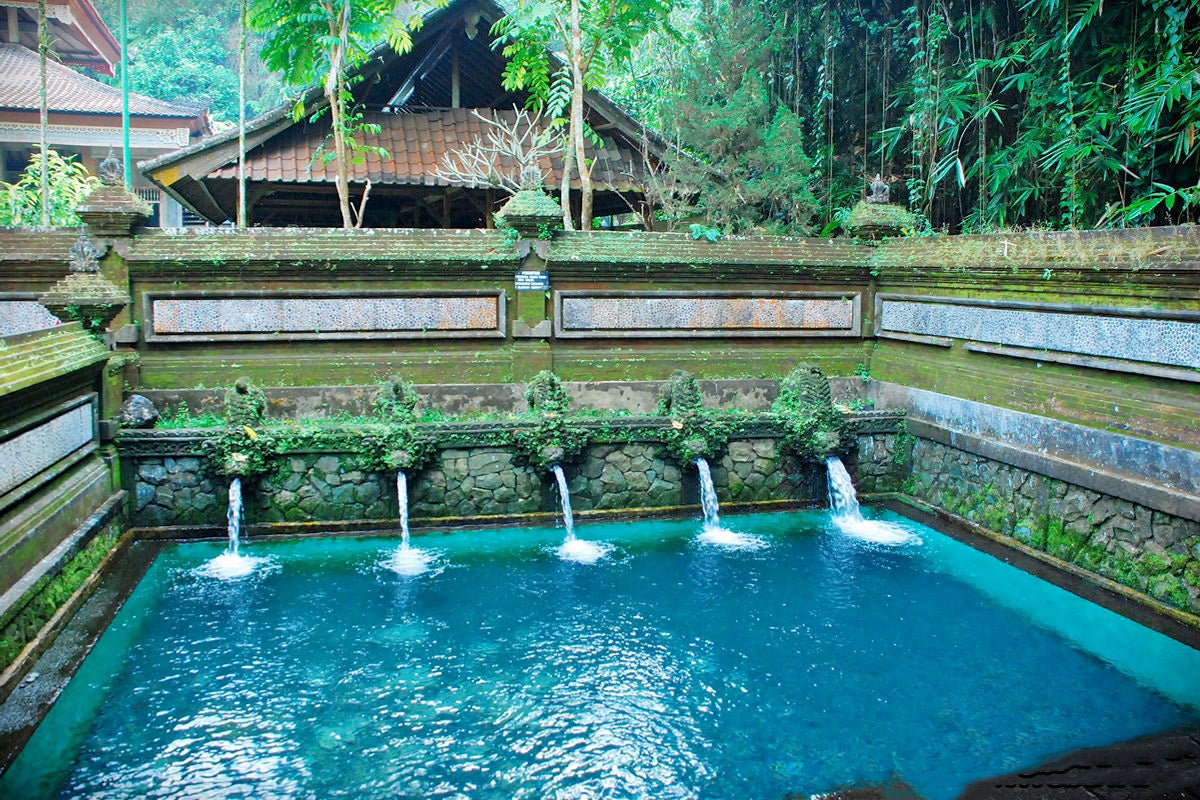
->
xmin=409 ymin=449 xmax=543 ymax=518
xmin=134 ymin=455 xmax=223 ymax=527
xmin=123 ymin=432 xmax=849 ymax=529
xmin=905 ymin=437 xmax=1200 ymax=614
xmin=567 ymin=443 xmax=682 ymax=511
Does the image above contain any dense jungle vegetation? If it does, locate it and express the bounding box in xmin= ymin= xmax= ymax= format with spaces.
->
xmin=94 ymin=0 xmax=1199 ymax=233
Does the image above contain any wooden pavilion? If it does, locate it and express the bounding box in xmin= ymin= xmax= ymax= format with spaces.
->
xmin=141 ymin=0 xmax=669 ymax=228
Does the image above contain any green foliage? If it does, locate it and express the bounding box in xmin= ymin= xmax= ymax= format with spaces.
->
xmin=250 ymin=0 xmax=423 ymax=226
xmin=224 ymin=377 xmax=267 ymax=428
xmin=0 ymin=149 xmax=98 ymax=227
xmin=663 ymin=73 xmax=820 ymax=234
xmin=513 ymin=371 xmax=587 ymax=470
xmin=688 ymin=223 xmax=721 ymax=242
xmin=612 ymin=0 xmax=1200 ymax=231
xmin=204 ymin=424 xmax=275 ymax=477
xmin=524 ymin=370 xmax=571 ymax=416
xmin=492 ymin=0 xmax=675 ymax=228
xmin=511 ymin=416 xmax=592 ymax=472
xmin=155 ymin=401 xmax=226 ymax=429
xmin=354 ymin=424 xmax=435 ymax=473
xmin=0 ymin=531 xmax=119 ymax=672
xmin=93 ymin=0 xmax=285 ymax=122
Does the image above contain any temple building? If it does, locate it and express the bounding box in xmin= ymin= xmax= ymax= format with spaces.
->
xmin=141 ymin=0 xmax=668 ymax=228
xmin=0 ymin=0 xmax=211 ymax=226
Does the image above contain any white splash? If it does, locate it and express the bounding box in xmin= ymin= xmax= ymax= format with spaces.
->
xmin=551 ymin=464 xmax=610 ymax=563
xmin=826 ymin=456 xmax=920 ymax=545
xmin=694 ymin=458 xmax=766 ymax=550
xmin=197 ymin=477 xmax=271 ymax=580
xmin=385 ymin=470 xmax=434 ymax=576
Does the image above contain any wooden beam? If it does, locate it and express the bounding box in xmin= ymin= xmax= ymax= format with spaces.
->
xmin=386 ymin=26 xmax=455 ymax=108
xmin=451 ymin=41 xmax=461 ymax=109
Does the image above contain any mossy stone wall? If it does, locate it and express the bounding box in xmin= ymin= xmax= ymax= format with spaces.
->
xmin=904 ymin=437 xmax=1200 ymax=613
xmin=125 ymin=434 xmax=844 ymax=528
xmin=134 ymin=456 xmax=223 ymax=526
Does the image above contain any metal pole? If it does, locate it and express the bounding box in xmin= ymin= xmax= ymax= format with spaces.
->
xmin=237 ymin=0 xmax=247 ymax=227
xmin=120 ymin=0 xmax=131 ymax=189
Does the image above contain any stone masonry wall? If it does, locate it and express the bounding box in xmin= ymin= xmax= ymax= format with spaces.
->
xmin=712 ymin=438 xmax=819 ymax=504
xmin=134 ymin=456 xmax=224 ymax=527
xmin=254 ymin=455 xmax=394 ymax=523
xmin=409 ymin=448 xmax=544 ymax=518
xmin=126 ymin=435 xmax=844 ymax=528
xmin=567 ymin=443 xmax=682 ymax=511
xmin=905 ymin=437 xmax=1200 ymax=614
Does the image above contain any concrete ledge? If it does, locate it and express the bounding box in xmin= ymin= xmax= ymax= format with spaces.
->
xmin=907 ymin=417 xmax=1200 ymax=523
xmin=869 ymin=381 xmax=1199 ymax=518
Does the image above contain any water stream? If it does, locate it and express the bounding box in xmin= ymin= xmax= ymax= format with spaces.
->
xmin=694 ymin=457 xmax=764 ymax=549
xmin=552 ymin=464 xmax=609 ymax=563
xmin=199 ymin=477 xmax=259 ymax=579
xmin=825 ymin=456 xmax=920 ymax=545
xmin=385 ymin=470 xmax=433 ymax=576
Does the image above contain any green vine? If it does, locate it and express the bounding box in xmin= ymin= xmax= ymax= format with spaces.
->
xmin=354 ymin=424 xmax=436 ymax=473
xmin=203 ymin=424 xmax=276 ymax=478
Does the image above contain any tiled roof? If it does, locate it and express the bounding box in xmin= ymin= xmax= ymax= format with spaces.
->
xmin=209 ymin=108 xmax=645 ymax=191
xmin=0 ymin=44 xmax=201 ymax=118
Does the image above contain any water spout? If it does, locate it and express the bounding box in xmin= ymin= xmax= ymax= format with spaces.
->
xmin=397 ymin=470 xmax=410 ymax=547
xmin=197 ymin=477 xmax=263 ymax=579
xmin=825 ymin=456 xmax=919 ymax=545
xmin=551 ymin=464 xmax=608 ymax=563
xmin=551 ymin=464 xmax=575 ymax=541
xmin=226 ymin=477 xmax=243 ymax=556
xmin=694 ymin=457 xmax=765 ymax=549
xmin=825 ymin=456 xmax=861 ymax=521
xmin=695 ymin=457 xmax=721 ymax=529
xmin=385 ymin=469 xmax=433 ymax=576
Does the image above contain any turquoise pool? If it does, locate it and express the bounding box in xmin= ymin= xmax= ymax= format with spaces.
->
xmin=4 ymin=508 xmax=1199 ymax=799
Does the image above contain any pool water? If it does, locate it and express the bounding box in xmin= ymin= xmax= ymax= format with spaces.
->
xmin=5 ymin=508 xmax=1199 ymax=799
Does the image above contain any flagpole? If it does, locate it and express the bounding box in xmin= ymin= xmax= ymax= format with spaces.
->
xmin=120 ymin=0 xmax=131 ymax=189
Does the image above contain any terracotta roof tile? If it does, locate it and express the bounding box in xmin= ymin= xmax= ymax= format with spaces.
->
xmin=0 ymin=43 xmax=202 ymax=119
xmin=209 ymin=109 xmax=646 ymax=191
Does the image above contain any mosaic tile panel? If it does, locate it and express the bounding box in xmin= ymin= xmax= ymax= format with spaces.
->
xmin=0 ymin=402 xmax=94 ymax=496
xmin=0 ymin=301 xmax=60 ymax=336
xmin=558 ymin=294 xmax=857 ymax=337
xmin=879 ymin=298 xmax=1200 ymax=369
xmin=150 ymin=295 xmax=501 ymax=337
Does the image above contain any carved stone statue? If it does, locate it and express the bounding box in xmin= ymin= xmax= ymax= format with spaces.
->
xmin=68 ymin=230 xmax=100 ymax=272
xmin=98 ymin=149 xmax=123 ymax=187
xmin=867 ymin=173 xmax=890 ymax=204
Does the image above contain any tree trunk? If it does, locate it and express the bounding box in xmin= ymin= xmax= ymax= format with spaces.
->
xmin=37 ymin=0 xmax=49 ymax=227
xmin=327 ymin=0 xmax=354 ymax=228
xmin=569 ymin=0 xmax=593 ymax=230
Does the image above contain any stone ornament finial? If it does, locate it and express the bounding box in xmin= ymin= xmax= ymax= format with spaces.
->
xmin=98 ymin=148 xmax=124 ymax=187
xmin=68 ymin=229 xmax=101 ymax=273
xmin=518 ymin=164 xmax=544 ymax=192
xmin=867 ymin=173 xmax=890 ymax=204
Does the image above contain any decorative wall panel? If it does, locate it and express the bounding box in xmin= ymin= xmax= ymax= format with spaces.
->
xmin=0 ymin=300 xmax=60 ymax=336
xmin=0 ymin=400 xmax=94 ymax=496
xmin=555 ymin=291 xmax=860 ymax=338
xmin=878 ymin=295 xmax=1200 ymax=369
xmin=145 ymin=292 xmax=505 ymax=341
